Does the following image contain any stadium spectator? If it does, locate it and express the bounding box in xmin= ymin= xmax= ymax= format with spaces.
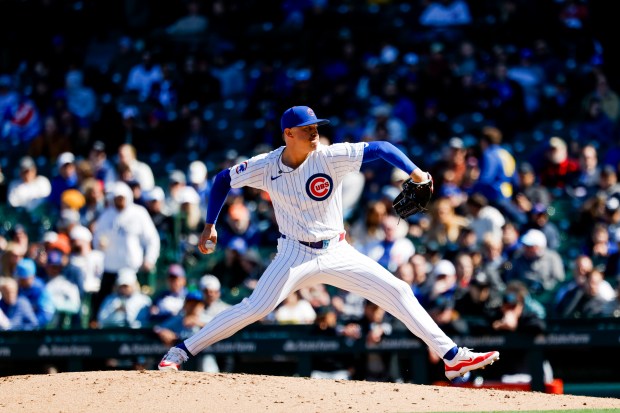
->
xmin=505 ymin=229 xmax=565 ymax=294
xmin=198 ymin=274 xmax=231 ymax=323
xmin=87 ymin=140 xmax=116 ymax=186
xmin=472 ymin=126 xmax=525 ymax=225
xmin=7 ymin=156 xmax=51 ymax=211
xmin=150 ymin=264 xmax=188 ymax=323
xmin=465 ymin=192 xmax=506 ymax=247
xmin=48 ymin=152 xmax=79 ymax=210
xmin=521 ymin=203 xmax=561 ymax=251
xmin=478 ymin=233 xmax=508 ymax=292
xmin=117 ymin=144 xmax=155 ymax=191
xmin=555 ymin=268 xmax=614 ymax=318
xmin=65 ymin=224 xmax=104 ymax=298
xmin=514 ymin=161 xmax=552 ymax=214
xmin=425 ymin=197 xmax=470 ymax=249
xmin=44 ymin=249 xmax=81 ymax=327
xmin=347 ymin=300 xmax=395 ymax=382
xmin=79 ymin=178 xmax=105 ymax=229
xmin=27 ymin=116 xmax=71 ymax=164
xmin=454 ymin=272 xmax=502 ymax=334
xmin=14 ymin=258 xmax=55 ymax=328
xmin=91 ymin=182 xmax=160 ymax=325
xmin=539 ymin=136 xmax=580 ymax=190
xmin=0 ymin=276 xmax=39 ymax=330
xmin=363 ymin=215 xmax=415 ymax=273
xmin=97 ymin=268 xmax=151 ymax=328
xmin=274 ymin=291 xmax=316 ymax=325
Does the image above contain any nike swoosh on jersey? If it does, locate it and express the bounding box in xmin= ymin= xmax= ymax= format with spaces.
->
xmin=271 ymin=175 xmax=282 ymax=181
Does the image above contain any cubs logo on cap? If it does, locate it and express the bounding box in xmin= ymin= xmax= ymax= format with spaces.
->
xmin=280 ymin=106 xmax=330 ymax=132
xmin=306 ymin=173 xmax=333 ymax=201
xmin=235 ymin=161 xmax=248 ymax=174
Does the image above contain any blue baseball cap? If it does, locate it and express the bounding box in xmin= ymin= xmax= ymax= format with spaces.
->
xmin=280 ymin=106 xmax=329 ymax=132
xmin=47 ymin=249 xmax=64 ymax=266
xmin=185 ymin=291 xmax=204 ymax=302
xmin=15 ymin=258 xmax=37 ymax=278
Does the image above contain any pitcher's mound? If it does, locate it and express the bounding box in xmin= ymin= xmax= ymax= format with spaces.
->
xmin=1 ymin=370 xmax=619 ymax=412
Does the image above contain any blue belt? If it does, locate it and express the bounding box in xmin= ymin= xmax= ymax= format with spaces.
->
xmin=281 ymin=233 xmax=345 ymax=249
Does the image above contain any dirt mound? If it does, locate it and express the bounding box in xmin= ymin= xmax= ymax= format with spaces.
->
xmin=1 ymin=370 xmax=619 ymax=412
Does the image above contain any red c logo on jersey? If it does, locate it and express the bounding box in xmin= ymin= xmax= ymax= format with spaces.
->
xmin=306 ymin=173 xmax=333 ymax=201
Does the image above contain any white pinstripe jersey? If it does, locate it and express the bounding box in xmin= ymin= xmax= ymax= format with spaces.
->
xmin=229 ymin=142 xmax=366 ymax=242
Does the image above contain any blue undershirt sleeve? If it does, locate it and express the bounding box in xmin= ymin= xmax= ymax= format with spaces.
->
xmin=362 ymin=141 xmax=418 ymax=175
xmin=205 ymin=169 xmax=232 ymax=224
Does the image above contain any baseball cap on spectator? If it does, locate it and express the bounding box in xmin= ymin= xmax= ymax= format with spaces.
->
xmin=92 ymin=140 xmax=105 ymax=152
xmin=429 ymin=295 xmax=454 ymax=312
xmin=69 ymin=225 xmax=92 ymax=243
xmin=47 ymin=249 xmax=64 ymax=266
xmin=143 ymin=186 xmax=165 ymax=202
xmin=15 ymin=258 xmax=36 ymax=279
xmin=188 ymin=160 xmax=207 ymax=185
xmin=167 ymin=263 xmax=186 ymax=278
xmin=228 ymin=237 xmax=248 ymax=254
xmin=531 ymin=203 xmax=548 ymax=215
xmin=403 ymin=52 xmax=419 ymax=66
xmin=185 ymin=291 xmax=203 ymax=302
xmin=43 ymin=231 xmax=58 ymax=244
xmin=177 ymin=186 xmax=200 ymax=205
xmin=48 ymin=233 xmax=71 ymax=255
xmin=431 ymin=259 xmax=456 ymax=278
xmin=200 ymin=274 xmax=221 ymax=291
xmin=448 ymin=137 xmax=464 ymax=150
xmin=605 ymin=196 xmax=620 ymax=212
xmin=439 ymin=184 xmax=464 ymax=198
xmin=521 ymin=229 xmax=547 ymax=248
xmin=470 ymin=272 xmax=491 ymax=288
xmin=548 ymin=136 xmax=566 ymax=150
xmin=61 ymin=189 xmax=86 ymax=210
xmin=57 ymin=152 xmax=75 ymax=168
xmin=372 ymin=104 xmax=391 ymax=117
xmin=503 ymin=291 xmax=519 ymax=307
xmin=116 ymin=268 xmax=138 ymax=286
xmin=518 ymin=162 xmax=534 ymax=174
xmin=19 ymin=156 xmax=36 ymax=171
xmin=112 ymin=181 xmax=133 ymax=199
xmin=280 ymin=106 xmax=329 ymax=132
xmin=122 ymin=106 xmax=138 ymax=119
xmin=59 ymin=208 xmax=81 ymax=227
xmin=169 ymin=170 xmax=186 ymax=185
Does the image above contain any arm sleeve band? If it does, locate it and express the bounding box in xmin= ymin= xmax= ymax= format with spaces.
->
xmin=205 ymin=169 xmax=232 ymax=224
xmin=362 ymin=141 xmax=418 ymax=174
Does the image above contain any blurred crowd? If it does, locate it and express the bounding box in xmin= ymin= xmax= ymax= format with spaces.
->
xmin=1 ymin=0 xmax=620 ymax=380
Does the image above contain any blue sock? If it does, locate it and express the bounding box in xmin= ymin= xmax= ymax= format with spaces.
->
xmin=175 ymin=342 xmax=192 ymax=357
xmin=443 ymin=346 xmax=458 ymax=360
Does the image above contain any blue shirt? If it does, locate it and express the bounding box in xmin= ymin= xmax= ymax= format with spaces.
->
xmin=0 ymin=296 xmax=39 ymax=330
xmin=19 ymin=277 xmax=56 ymax=327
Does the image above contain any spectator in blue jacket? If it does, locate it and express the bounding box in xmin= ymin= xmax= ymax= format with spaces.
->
xmin=472 ymin=126 xmax=526 ymax=225
xmin=14 ymin=258 xmax=55 ymax=328
xmin=48 ymin=152 xmax=79 ymax=210
xmin=0 ymin=277 xmax=39 ymax=330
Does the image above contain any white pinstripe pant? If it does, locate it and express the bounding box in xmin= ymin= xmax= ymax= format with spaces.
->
xmin=185 ymin=237 xmax=456 ymax=358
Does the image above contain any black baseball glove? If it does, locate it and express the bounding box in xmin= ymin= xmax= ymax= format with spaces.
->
xmin=392 ymin=174 xmax=433 ymax=219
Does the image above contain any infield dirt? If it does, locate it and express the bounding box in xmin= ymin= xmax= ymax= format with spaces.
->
xmin=0 ymin=370 xmax=619 ymax=412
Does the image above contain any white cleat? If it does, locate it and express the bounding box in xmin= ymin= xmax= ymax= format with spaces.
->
xmin=444 ymin=347 xmax=500 ymax=380
xmin=158 ymin=347 xmax=189 ymax=371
